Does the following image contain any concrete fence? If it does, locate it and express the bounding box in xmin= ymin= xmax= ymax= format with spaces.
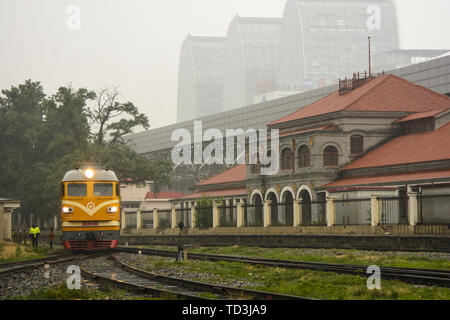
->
xmin=121 ymin=192 xmax=448 ymax=233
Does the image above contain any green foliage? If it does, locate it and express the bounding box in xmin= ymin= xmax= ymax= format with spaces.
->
xmin=195 ymin=196 xmax=213 ymax=228
xmin=139 ymin=253 xmax=450 ymax=300
xmin=87 ymin=87 xmax=149 ymax=146
xmin=158 ymin=218 xmax=171 ymax=229
xmin=11 ymin=283 xmax=147 ymax=300
xmin=15 ymin=246 xmax=22 ymax=257
xmin=0 ymin=80 xmax=172 ymax=223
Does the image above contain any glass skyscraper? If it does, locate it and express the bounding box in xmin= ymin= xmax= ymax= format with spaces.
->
xmin=277 ymin=0 xmax=399 ymax=91
xmin=176 ymin=0 xmax=400 ymax=121
xmin=177 ymin=35 xmax=226 ymax=122
xmin=222 ymin=16 xmax=282 ymax=111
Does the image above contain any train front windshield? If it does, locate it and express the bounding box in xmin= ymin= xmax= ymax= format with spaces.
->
xmin=67 ymin=183 xmax=87 ymax=197
xmin=94 ymin=183 xmax=114 ymax=197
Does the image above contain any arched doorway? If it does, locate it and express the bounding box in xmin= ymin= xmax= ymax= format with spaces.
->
xmin=282 ymin=191 xmax=294 ymax=226
xmin=251 ymin=193 xmax=264 ymax=226
xmin=267 ymin=192 xmax=278 ymax=225
xmin=299 ymin=189 xmax=311 ymax=225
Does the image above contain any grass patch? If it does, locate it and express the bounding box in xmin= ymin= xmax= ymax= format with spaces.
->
xmin=0 ymin=241 xmax=68 ymax=263
xmin=9 ymin=283 xmax=156 ymax=300
xmin=159 ymin=245 xmax=450 ymax=271
xmin=138 ymin=256 xmax=450 ymax=300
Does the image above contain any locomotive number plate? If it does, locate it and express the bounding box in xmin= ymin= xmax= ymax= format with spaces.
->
xmin=82 ymin=221 xmax=98 ymax=227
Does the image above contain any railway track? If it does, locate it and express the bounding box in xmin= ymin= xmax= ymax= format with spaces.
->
xmin=80 ymin=254 xmax=313 ymax=300
xmin=0 ymin=253 xmax=99 ymax=276
xmin=116 ymin=246 xmax=450 ymax=288
xmin=0 ymin=251 xmax=108 ymax=299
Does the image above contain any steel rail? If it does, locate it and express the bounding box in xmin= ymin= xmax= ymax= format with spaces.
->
xmin=112 ymin=254 xmax=313 ymax=300
xmin=115 ymin=247 xmax=450 ymax=287
xmin=0 ymin=252 xmax=106 ymax=276
xmin=80 ymin=260 xmax=209 ymax=300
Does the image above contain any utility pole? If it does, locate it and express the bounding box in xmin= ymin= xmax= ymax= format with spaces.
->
xmin=368 ymin=36 xmax=372 ymax=76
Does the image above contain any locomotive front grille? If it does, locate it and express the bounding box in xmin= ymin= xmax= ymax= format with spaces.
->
xmin=67 ymin=241 xmax=89 ymax=249
xmin=67 ymin=240 xmax=114 ymax=249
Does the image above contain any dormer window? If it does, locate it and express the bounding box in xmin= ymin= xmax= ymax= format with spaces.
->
xmin=399 ymin=118 xmax=435 ymax=135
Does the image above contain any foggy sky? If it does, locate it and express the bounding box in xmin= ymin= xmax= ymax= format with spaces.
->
xmin=1 ymin=0 xmax=449 ymax=130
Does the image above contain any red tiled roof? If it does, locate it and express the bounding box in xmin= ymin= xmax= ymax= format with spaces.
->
xmin=196 ymin=165 xmax=246 ymax=186
xmin=395 ymin=109 xmax=447 ymax=123
xmin=322 ymin=169 xmax=450 ymax=189
xmin=269 ymin=74 xmax=450 ymax=126
xmin=342 ymin=122 xmax=450 ymax=170
xmin=145 ymin=191 xmax=184 ymax=200
xmin=181 ymin=188 xmax=247 ymax=199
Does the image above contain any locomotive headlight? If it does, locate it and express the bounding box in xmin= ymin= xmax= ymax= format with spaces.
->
xmin=62 ymin=206 xmax=73 ymax=213
xmin=107 ymin=206 xmax=118 ymax=213
xmin=84 ymin=169 xmax=94 ymax=178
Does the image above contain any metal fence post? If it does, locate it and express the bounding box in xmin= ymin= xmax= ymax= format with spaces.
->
xmin=371 ymin=195 xmax=381 ymax=226
xmin=263 ymin=200 xmax=272 ymax=227
xmin=326 ymin=197 xmax=336 ymax=227
xmin=409 ymin=192 xmax=418 ymax=226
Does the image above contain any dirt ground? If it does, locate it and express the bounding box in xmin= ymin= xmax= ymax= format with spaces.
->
xmin=0 ymin=241 xmax=29 ymax=259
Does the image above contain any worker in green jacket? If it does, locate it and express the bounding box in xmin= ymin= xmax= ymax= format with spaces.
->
xmin=29 ymin=224 xmax=40 ymax=247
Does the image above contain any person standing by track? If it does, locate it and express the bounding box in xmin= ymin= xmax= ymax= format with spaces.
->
xmin=29 ymin=224 xmax=40 ymax=247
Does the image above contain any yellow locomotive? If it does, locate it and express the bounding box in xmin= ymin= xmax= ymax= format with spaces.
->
xmin=61 ymin=163 xmax=120 ymax=250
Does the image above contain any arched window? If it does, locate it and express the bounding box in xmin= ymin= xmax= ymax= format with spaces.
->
xmin=350 ymin=134 xmax=364 ymax=155
xmin=250 ymin=153 xmax=260 ymax=174
xmin=323 ymin=146 xmax=338 ymax=166
xmin=281 ymin=148 xmax=293 ymax=170
xmin=297 ymin=145 xmax=310 ymax=168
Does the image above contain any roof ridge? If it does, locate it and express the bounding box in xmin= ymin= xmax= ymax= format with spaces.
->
xmin=268 ymin=90 xmax=338 ymax=126
xmin=196 ymin=164 xmax=246 ymax=186
xmin=390 ymin=74 xmax=450 ymax=103
xmin=343 ymin=74 xmax=392 ymax=111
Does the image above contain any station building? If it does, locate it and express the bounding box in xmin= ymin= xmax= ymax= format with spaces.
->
xmin=169 ymin=73 xmax=450 ymax=229
xmin=0 ymin=198 xmax=20 ymax=241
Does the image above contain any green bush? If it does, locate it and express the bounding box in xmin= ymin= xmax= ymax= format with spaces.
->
xmin=195 ymin=196 xmax=213 ymax=228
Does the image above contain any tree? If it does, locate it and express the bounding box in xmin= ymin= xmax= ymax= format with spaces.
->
xmin=0 ymin=80 xmax=171 ymax=226
xmin=88 ymin=143 xmax=171 ymax=187
xmin=0 ymin=81 xmax=97 ymax=222
xmin=88 ymin=87 xmax=150 ymax=146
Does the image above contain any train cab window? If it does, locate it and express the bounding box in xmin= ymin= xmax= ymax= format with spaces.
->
xmin=94 ymin=183 xmax=113 ymax=197
xmin=61 ymin=184 xmax=65 ymax=197
xmin=115 ymin=184 xmax=120 ymax=196
xmin=67 ymin=183 xmax=87 ymax=197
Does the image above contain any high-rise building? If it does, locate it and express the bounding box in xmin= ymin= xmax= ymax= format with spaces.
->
xmin=177 ymin=35 xmax=226 ymax=122
xmin=222 ymin=16 xmax=283 ymax=111
xmin=277 ymin=0 xmax=400 ymax=91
